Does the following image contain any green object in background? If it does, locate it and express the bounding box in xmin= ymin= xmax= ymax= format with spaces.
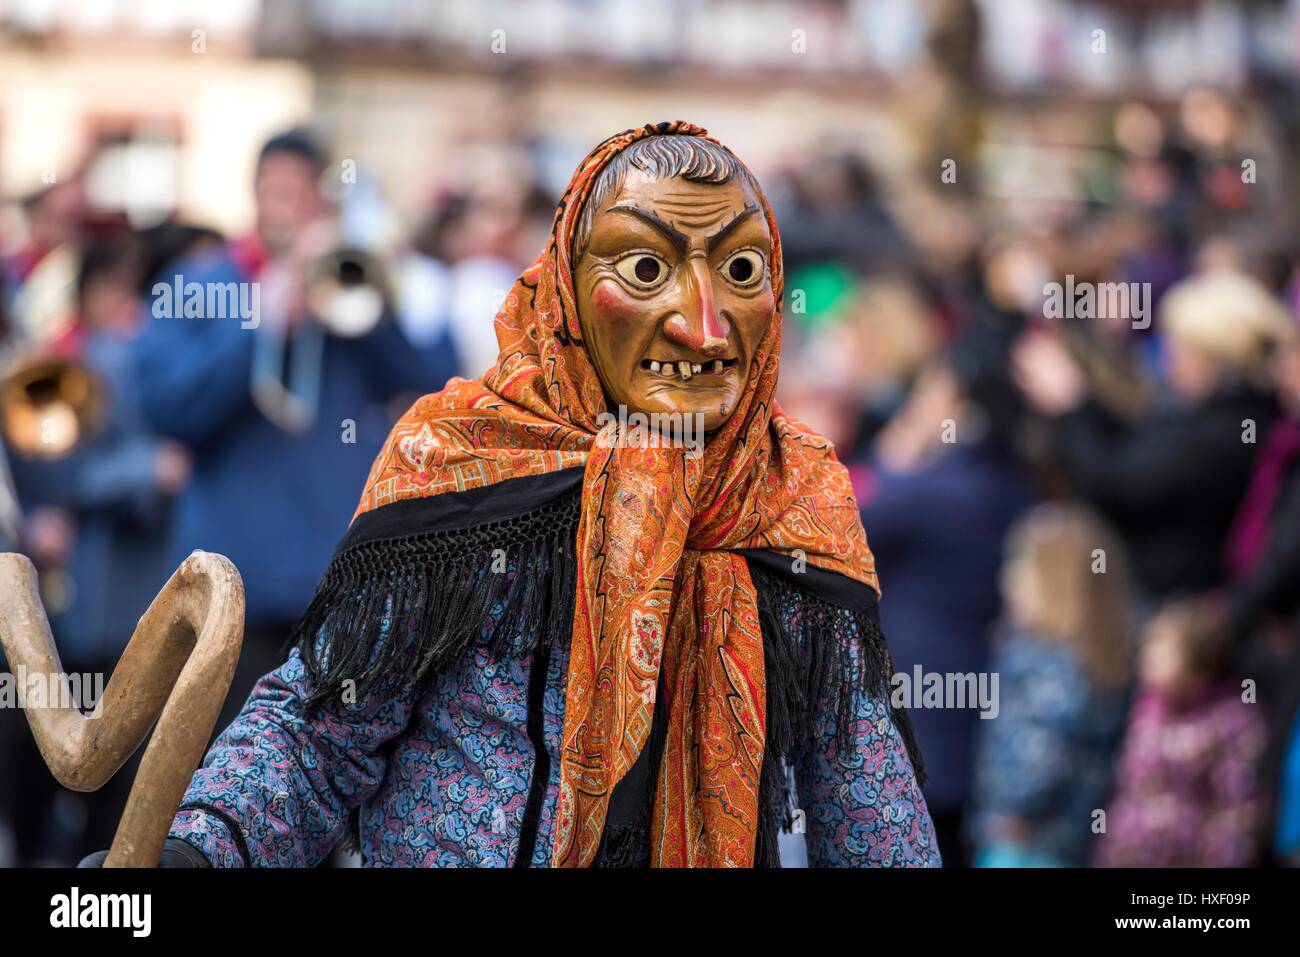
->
xmin=785 ymin=261 xmax=858 ymax=331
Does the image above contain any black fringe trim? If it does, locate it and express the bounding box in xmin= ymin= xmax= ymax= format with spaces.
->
xmin=293 ymin=494 xmax=581 ymax=713
xmin=749 ymin=563 xmax=926 ymax=868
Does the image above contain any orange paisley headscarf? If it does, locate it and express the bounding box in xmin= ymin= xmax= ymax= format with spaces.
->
xmin=353 ymin=121 xmax=877 ymax=867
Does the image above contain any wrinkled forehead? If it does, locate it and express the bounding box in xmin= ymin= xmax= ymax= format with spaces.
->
xmin=606 ymin=172 xmax=766 ymax=232
xmin=576 ymin=178 xmax=771 ymax=265
xmin=571 ymin=135 xmax=771 ymax=260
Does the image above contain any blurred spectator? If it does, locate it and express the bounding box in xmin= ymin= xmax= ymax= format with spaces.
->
xmin=1225 ymin=320 xmax=1300 ymax=640
xmin=131 ymin=128 xmax=460 ymax=729
xmin=1220 ymin=317 xmax=1300 ymax=863
xmin=1 ymin=179 xmax=86 ymax=343
xmin=1097 ymin=601 xmax=1266 ymax=867
xmin=1014 ymin=271 xmax=1293 ymax=604
xmin=137 ymin=222 xmax=225 ymax=292
xmin=410 ymin=174 xmax=554 ymax=378
xmin=855 ymin=327 xmax=1033 ymax=865
xmin=12 ymin=237 xmax=186 ymax=660
xmin=972 ymin=503 xmax=1131 ymax=868
xmin=798 ymin=274 xmax=943 ymax=461
xmin=773 ymin=149 xmax=912 ymax=275
xmin=3 ymin=234 xmax=190 ymax=863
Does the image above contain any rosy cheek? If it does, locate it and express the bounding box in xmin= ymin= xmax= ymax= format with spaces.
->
xmin=738 ymin=290 xmax=775 ymax=337
xmin=592 ymin=280 xmax=644 ymax=327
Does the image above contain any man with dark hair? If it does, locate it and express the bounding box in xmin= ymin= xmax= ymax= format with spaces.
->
xmin=248 ymin=128 xmax=328 ymax=261
xmin=130 ymin=128 xmax=459 ymax=728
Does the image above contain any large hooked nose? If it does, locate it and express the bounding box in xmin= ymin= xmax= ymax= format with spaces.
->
xmin=663 ymin=256 xmax=730 ymax=357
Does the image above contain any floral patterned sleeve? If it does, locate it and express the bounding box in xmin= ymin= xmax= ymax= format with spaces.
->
xmin=167 ymin=646 xmax=419 ymax=867
xmin=792 ymin=613 xmax=941 ymax=868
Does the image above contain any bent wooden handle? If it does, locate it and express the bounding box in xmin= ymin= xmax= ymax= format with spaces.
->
xmin=0 ymin=550 xmax=244 ymax=867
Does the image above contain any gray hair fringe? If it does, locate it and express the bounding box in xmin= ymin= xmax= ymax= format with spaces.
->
xmin=572 ymin=135 xmax=756 ymax=260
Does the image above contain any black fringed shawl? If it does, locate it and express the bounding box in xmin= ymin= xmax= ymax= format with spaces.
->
xmin=290 ymin=468 xmax=923 ymax=867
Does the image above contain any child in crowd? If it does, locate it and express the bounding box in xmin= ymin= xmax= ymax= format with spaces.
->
xmin=1097 ymin=602 xmax=1266 ymax=867
xmin=972 ymin=503 xmax=1132 ymax=867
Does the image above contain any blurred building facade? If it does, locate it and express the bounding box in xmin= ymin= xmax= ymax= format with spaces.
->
xmin=2 ymin=0 xmax=1297 ymax=242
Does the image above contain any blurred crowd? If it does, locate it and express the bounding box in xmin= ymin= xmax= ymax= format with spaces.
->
xmin=2 ymin=80 xmax=1300 ymax=868
xmin=774 ymin=86 xmax=1300 ymax=868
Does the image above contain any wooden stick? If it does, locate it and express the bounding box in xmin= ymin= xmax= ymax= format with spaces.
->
xmin=0 ymin=550 xmax=244 ymax=867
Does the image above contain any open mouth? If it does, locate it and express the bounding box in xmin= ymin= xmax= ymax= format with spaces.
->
xmin=638 ymin=357 xmax=738 ymax=381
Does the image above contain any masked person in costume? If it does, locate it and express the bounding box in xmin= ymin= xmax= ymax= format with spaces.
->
xmin=140 ymin=122 xmax=939 ymax=867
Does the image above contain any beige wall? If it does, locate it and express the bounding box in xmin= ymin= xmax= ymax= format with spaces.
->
xmin=0 ymin=40 xmax=312 ymax=233
xmin=311 ymin=60 xmax=923 ymax=232
xmin=0 ymin=38 xmax=945 ymax=237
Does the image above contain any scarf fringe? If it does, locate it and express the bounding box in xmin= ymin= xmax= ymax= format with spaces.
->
xmin=293 ymin=495 xmax=582 ymax=712
xmin=749 ymin=565 xmax=925 ymax=867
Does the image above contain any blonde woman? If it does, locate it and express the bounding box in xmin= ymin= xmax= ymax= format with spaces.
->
xmin=1014 ymin=270 xmax=1294 ymax=602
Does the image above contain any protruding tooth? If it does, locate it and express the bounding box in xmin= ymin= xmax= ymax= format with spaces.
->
xmin=692 ymin=363 xmax=702 ymax=374
xmin=713 ymin=360 xmax=724 ymax=373
xmin=649 ymin=360 xmax=661 ymax=372
xmin=678 ymin=361 xmax=692 ymax=380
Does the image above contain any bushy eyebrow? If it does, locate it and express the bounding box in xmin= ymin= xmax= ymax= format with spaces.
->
xmin=606 ymin=203 xmax=689 ymax=252
xmin=707 ymin=204 xmax=760 ymax=253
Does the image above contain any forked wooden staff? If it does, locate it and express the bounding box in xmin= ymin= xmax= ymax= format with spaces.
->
xmin=0 ymin=550 xmax=244 ymax=867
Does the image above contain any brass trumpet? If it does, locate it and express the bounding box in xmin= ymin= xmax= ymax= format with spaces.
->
xmin=251 ymin=245 xmax=394 ymax=433
xmin=0 ymin=352 xmax=105 ymax=459
xmin=304 ymin=247 xmax=391 ymax=338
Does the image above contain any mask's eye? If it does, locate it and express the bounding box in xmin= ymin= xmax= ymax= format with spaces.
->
xmin=614 ymin=253 xmax=669 ymax=290
xmin=720 ymin=249 xmax=764 ymax=287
